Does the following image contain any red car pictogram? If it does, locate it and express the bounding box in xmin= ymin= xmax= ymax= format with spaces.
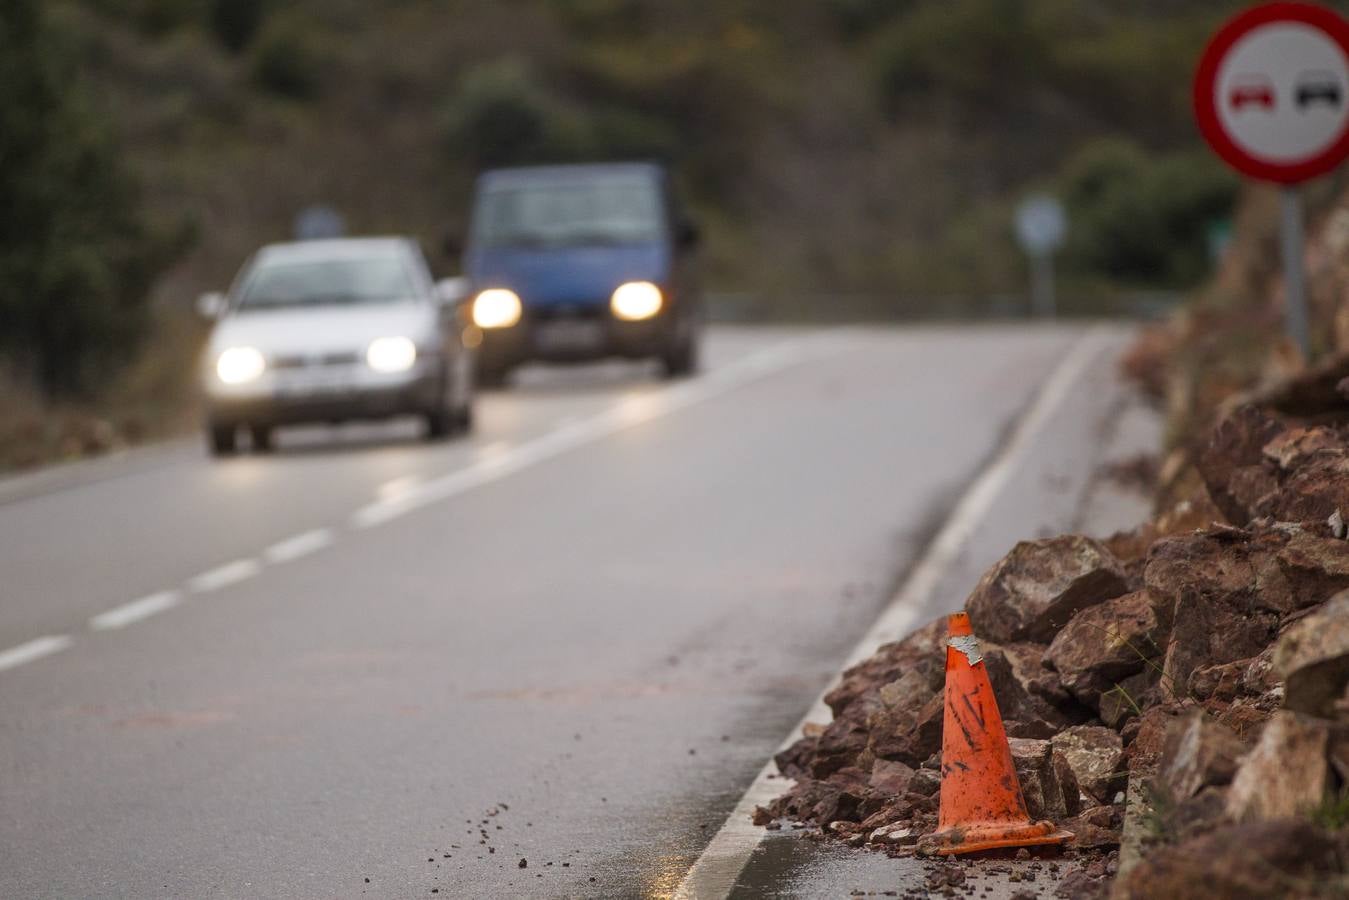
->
xmin=1229 ymin=75 xmax=1276 ymax=111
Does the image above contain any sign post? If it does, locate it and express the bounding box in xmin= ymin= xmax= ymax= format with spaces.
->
xmin=1194 ymin=2 xmax=1349 ymax=359
xmin=1014 ymin=194 xmax=1067 ymax=319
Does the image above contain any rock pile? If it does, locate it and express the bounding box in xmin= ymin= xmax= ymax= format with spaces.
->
xmin=757 ymin=390 xmax=1349 ymax=899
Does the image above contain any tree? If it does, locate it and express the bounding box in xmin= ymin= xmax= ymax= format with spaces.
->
xmin=0 ymin=0 xmax=166 ymax=395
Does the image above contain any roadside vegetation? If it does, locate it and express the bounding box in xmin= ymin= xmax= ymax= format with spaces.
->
xmin=3 ymin=0 xmax=1256 ymax=469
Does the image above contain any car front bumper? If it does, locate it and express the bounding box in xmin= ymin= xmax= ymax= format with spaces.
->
xmin=205 ymin=363 xmax=441 ymax=425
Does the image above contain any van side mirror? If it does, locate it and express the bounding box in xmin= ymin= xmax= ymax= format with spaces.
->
xmin=677 ymin=218 xmax=701 ymax=249
xmin=443 ymin=233 xmax=464 ymax=261
xmin=196 ymin=291 xmax=227 ymax=321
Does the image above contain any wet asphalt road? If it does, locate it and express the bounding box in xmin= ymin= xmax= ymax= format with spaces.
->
xmin=0 ymin=325 xmax=1085 ymax=899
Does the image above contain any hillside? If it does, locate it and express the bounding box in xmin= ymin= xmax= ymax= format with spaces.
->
xmin=69 ymin=0 xmax=1247 ymax=308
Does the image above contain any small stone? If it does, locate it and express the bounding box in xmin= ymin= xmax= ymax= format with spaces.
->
xmin=518 ymin=858 xmax=527 ymax=869
xmin=1330 ymin=509 xmax=1347 ymax=539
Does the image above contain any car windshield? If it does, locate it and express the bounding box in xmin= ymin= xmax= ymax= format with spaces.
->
xmin=237 ymin=256 xmax=415 ymax=310
xmin=472 ymin=179 xmax=664 ymax=248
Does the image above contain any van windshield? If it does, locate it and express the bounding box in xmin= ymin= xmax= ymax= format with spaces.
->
xmin=472 ymin=179 xmax=664 ymax=248
xmin=237 ymin=256 xmax=415 ymax=310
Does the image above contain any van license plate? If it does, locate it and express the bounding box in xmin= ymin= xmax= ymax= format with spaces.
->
xmin=535 ymin=321 xmax=604 ymax=352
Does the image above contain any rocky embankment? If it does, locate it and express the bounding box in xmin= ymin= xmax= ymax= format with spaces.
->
xmin=757 ymin=362 xmax=1349 ymax=899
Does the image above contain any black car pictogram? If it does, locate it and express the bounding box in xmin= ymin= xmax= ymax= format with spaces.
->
xmin=1296 ymin=71 xmax=1343 ymax=109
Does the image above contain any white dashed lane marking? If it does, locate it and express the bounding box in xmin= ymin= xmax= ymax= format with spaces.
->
xmin=89 ymin=591 xmax=181 ymax=631
xmin=3 ymin=338 xmax=828 ymax=674
xmin=263 ymin=528 xmax=335 ymax=565
xmin=0 ymin=635 xmax=74 ymax=673
xmin=350 ymin=340 xmax=823 ymax=530
xmin=186 ymin=559 xmax=262 ymax=593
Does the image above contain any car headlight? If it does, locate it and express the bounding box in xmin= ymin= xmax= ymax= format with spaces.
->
xmin=472 ymin=289 xmax=523 ymax=329
xmin=215 ymin=347 xmax=266 ymax=384
xmin=611 ymin=281 xmax=663 ymax=321
xmin=366 ymin=336 xmax=418 ymax=373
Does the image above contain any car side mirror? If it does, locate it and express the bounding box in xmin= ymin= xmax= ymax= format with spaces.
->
xmin=677 ymin=218 xmax=701 ymax=249
xmin=196 ymin=291 xmax=227 ymax=321
xmin=436 ymin=277 xmax=471 ymax=309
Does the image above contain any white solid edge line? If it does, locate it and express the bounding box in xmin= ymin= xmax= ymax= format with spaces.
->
xmin=89 ymin=590 xmax=182 ymax=631
xmin=0 ymin=635 xmax=74 ymax=672
xmin=350 ymin=339 xmax=834 ymax=530
xmin=673 ymin=326 xmax=1111 ymax=900
xmin=187 ymin=558 xmax=262 ymax=593
xmin=263 ymin=528 xmax=336 ymax=565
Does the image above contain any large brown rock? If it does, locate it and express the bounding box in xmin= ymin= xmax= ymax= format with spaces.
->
xmin=1117 ymin=820 xmax=1343 ymax=900
xmin=982 ymin=640 xmax=1092 ymax=738
xmin=1156 ymin=709 xmax=1245 ymax=802
xmin=1225 ymin=710 xmax=1332 ymax=823
xmin=1045 ymin=590 xmax=1169 ymax=707
xmin=1149 ymin=531 xmax=1284 ymax=696
xmin=1008 ymin=737 xmax=1079 ymax=821
xmin=1196 ymin=405 xmax=1285 ymax=525
xmin=1261 ymin=525 xmax=1349 ymax=614
xmin=867 ymin=759 xmax=915 ymax=797
xmin=1254 ymin=452 xmax=1349 ymax=523
xmin=796 ymin=618 xmax=946 ymax=779
xmin=1099 ymin=668 xmax=1159 ymax=729
xmin=966 ymin=536 xmax=1129 ymax=643
xmin=1123 ymin=704 xmax=1183 ymax=774
xmin=1262 ymin=425 xmax=1344 ymax=471
xmin=1051 ymin=726 xmax=1123 ymax=804
xmin=1063 ymin=804 xmax=1121 ymax=850
xmin=867 ymin=691 xmax=944 ymax=767
xmin=823 ymin=616 xmax=946 ymax=717
xmin=1274 ymin=590 xmax=1349 ymax=718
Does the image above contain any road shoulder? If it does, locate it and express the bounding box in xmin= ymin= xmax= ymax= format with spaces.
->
xmin=683 ymin=326 xmax=1160 ymax=898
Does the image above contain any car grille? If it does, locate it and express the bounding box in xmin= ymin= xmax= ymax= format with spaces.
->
xmin=271 ymin=352 xmax=361 ymax=369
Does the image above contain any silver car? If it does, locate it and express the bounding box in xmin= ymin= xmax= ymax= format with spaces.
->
xmin=199 ymin=238 xmax=474 ymax=456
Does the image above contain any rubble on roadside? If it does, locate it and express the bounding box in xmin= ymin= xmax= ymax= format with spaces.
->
xmin=756 ymin=366 xmax=1349 ymax=897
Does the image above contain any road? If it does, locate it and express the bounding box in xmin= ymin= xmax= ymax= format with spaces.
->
xmin=1 ymin=325 xmax=1107 ymax=898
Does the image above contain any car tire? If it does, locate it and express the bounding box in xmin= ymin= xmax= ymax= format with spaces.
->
xmin=208 ymin=423 xmax=238 ymax=457
xmin=250 ymin=424 xmax=275 ymax=453
xmin=660 ymin=336 xmax=698 ymax=379
xmin=425 ymin=407 xmax=453 ymax=441
xmin=476 ymin=362 xmax=511 ymax=390
xmin=454 ymin=402 xmax=474 ymax=434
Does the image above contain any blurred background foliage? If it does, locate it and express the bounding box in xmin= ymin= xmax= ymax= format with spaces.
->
xmin=2 ymin=0 xmax=1262 ymax=409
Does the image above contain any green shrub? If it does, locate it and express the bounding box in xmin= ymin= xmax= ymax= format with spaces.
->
xmin=441 ymin=59 xmax=588 ymax=167
xmin=131 ymin=0 xmax=203 ymax=36
xmin=872 ymin=0 xmax=1048 ymax=116
xmin=1058 ymin=139 xmax=1238 ymax=288
xmin=0 ymin=0 xmax=176 ymax=396
xmin=210 ymin=0 xmax=265 ymax=53
xmin=251 ymin=14 xmax=323 ymax=99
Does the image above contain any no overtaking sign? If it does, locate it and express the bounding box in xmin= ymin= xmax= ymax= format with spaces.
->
xmin=1195 ymin=2 xmax=1349 ymax=357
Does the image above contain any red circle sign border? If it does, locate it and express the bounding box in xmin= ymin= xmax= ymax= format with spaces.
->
xmin=1194 ymin=1 xmax=1349 ymax=184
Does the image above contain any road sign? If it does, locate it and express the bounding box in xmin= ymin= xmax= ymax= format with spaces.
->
xmin=294 ymin=205 xmax=345 ymax=241
xmin=1194 ymin=2 xmax=1349 ymax=184
xmin=1194 ymin=2 xmax=1349 ymax=359
xmin=1014 ymin=195 xmax=1067 ymax=257
xmin=1014 ymin=195 xmax=1066 ymax=319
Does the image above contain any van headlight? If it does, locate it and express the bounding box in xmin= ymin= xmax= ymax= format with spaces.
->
xmin=366 ymin=336 xmax=418 ymax=373
xmin=472 ymin=289 xmax=523 ymax=328
xmin=215 ymin=347 xmax=266 ymax=384
xmin=610 ymin=282 xmax=663 ymax=321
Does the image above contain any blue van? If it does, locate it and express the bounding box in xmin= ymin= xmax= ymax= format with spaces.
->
xmin=462 ymin=163 xmax=703 ymax=386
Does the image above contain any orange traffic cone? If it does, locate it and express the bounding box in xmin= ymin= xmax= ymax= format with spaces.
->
xmin=918 ymin=612 xmax=1073 ymax=856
